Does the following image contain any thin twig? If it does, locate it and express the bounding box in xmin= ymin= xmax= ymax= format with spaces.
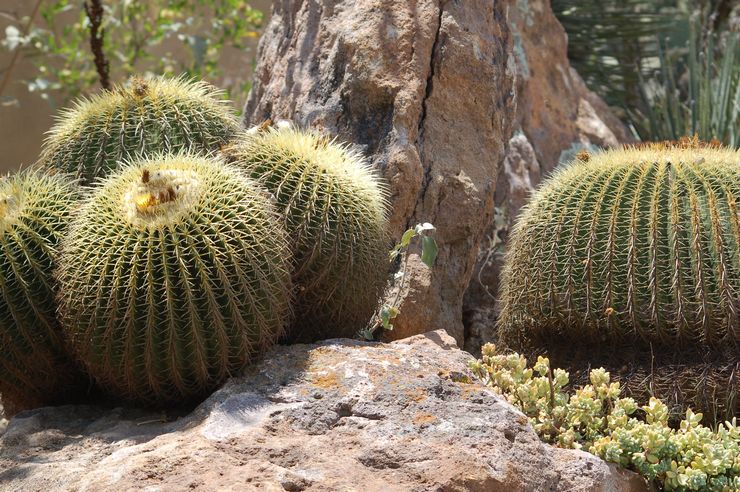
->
xmin=84 ymin=0 xmax=110 ymax=90
xmin=0 ymin=0 xmax=44 ymax=100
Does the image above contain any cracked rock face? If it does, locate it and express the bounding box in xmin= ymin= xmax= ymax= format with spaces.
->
xmin=243 ymin=1 xmax=634 ymax=349
xmin=0 ymin=331 xmax=645 ymax=491
xmin=244 ymin=0 xmax=515 ymax=346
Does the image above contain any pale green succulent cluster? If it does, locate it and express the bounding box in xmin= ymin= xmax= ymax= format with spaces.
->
xmin=471 ymin=344 xmax=740 ymax=491
xmin=0 ymin=75 xmax=390 ymax=411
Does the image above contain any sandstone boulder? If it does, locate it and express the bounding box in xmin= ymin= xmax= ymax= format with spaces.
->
xmin=0 ymin=331 xmax=646 ymax=491
xmin=244 ymin=0 xmax=515 ymax=346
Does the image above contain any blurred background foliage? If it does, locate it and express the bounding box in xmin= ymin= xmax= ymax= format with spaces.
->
xmin=0 ymin=0 xmax=269 ymax=169
xmin=0 ymin=0 xmax=263 ymax=109
xmin=553 ymin=0 xmax=739 ymax=147
xmin=1 ymin=0 xmax=738 ymax=168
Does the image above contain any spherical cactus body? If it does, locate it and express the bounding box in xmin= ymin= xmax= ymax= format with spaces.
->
xmin=499 ymin=144 xmax=739 ymax=350
xmin=56 ymin=154 xmax=292 ymax=404
xmin=0 ymin=170 xmax=82 ymax=415
xmin=498 ymin=142 xmax=739 ymax=420
xmin=40 ymin=76 xmax=240 ymax=184
xmin=225 ymin=126 xmax=389 ymax=342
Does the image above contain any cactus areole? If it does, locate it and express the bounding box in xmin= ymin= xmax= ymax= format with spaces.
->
xmin=126 ymin=167 xmax=201 ymax=224
xmin=57 ymin=154 xmax=292 ymax=404
xmin=498 ymin=144 xmax=739 ymax=351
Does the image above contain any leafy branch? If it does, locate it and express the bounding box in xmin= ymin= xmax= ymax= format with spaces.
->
xmin=0 ymin=1 xmax=263 ymax=107
xmin=0 ymin=0 xmax=43 ymax=105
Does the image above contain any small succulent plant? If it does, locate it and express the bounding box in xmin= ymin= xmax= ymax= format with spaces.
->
xmin=470 ymin=344 xmax=739 ymax=492
xmin=56 ymin=153 xmax=292 ymax=404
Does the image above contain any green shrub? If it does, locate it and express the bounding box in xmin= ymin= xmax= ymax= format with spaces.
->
xmin=470 ymin=344 xmax=739 ymax=491
xmin=0 ymin=1 xmax=263 ymax=107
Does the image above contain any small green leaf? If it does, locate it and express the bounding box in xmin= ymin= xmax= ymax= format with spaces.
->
xmin=359 ymin=328 xmax=375 ymax=341
xmin=380 ymin=305 xmax=399 ymax=330
xmin=421 ymin=236 xmax=438 ymax=267
xmin=400 ymin=228 xmax=415 ymax=248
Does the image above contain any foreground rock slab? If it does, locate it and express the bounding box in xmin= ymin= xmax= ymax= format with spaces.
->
xmin=0 ymin=331 xmax=646 ymax=491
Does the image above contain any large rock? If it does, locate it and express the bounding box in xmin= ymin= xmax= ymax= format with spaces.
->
xmin=243 ymin=1 xmax=634 ymax=349
xmin=243 ymin=0 xmax=515 ymax=346
xmin=0 ymin=331 xmax=646 ymax=491
xmin=462 ymin=0 xmax=635 ymax=352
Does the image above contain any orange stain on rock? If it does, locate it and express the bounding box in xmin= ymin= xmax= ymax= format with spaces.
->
xmin=413 ymin=412 xmax=438 ymax=426
xmin=311 ymin=371 xmax=340 ymax=390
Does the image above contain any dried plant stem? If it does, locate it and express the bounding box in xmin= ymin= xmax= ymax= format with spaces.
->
xmin=84 ymin=0 xmax=110 ymax=90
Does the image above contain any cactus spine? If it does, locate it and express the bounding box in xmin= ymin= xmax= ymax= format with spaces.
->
xmin=56 ymin=154 xmax=292 ymax=403
xmin=0 ymin=170 xmax=82 ymax=414
xmin=40 ymin=75 xmax=240 ymax=184
xmin=225 ymin=126 xmax=389 ymax=342
xmin=499 ymin=145 xmax=739 ymax=349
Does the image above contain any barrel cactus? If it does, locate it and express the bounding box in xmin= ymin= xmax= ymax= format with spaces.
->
xmin=39 ymin=75 xmax=240 ymax=184
xmin=0 ymin=170 xmax=83 ymax=415
xmin=499 ymin=143 xmax=739 ymax=350
xmin=497 ymin=142 xmax=739 ymax=420
xmin=224 ymin=125 xmax=389 ymax=342
xmin=56 ymin=154 xmax=292 ymax=404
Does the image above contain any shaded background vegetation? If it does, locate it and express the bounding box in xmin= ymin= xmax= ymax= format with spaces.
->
xmin=1 ymin=0 xmax=738 ymax=171
xmin=0 ymin=0 xmax=271 ymax=170
xmin=553 ymin=0 xmax=738 ymax=146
